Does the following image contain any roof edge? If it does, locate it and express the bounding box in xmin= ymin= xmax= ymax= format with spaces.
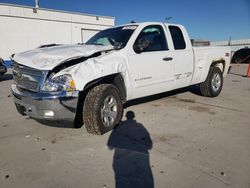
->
xmin=0 ymin=3 xmax=115 ymax=19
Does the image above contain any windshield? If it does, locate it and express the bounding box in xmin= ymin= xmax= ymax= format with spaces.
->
xmin=86 ymin=25 xmax=137 ymax=49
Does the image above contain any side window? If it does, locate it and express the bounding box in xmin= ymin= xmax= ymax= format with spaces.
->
xmin=133 ymin=25 xmax=168 ymax=53
xmin=169 ymin=26 xmax=186 ymax=50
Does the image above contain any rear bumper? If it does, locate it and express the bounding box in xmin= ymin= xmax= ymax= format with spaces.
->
xmin=11 ymin=84 xmax=79 ymax=121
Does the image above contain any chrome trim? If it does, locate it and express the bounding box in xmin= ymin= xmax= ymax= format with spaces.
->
xmin=211 ymin=73 xmax=222 ymax=92
xmin=101 ymin=95 xmax=118 ymax=127
xmin=11 ymin=84 xmax=79 ymax=120
xmin=11 ymin=84 xmax=78 ymax=100
xmin=12 ymin=62 xmax=48 ymax=92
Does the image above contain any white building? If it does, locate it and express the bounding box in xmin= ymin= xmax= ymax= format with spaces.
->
xmin=0 ymin=3 xmax=115 ymax=61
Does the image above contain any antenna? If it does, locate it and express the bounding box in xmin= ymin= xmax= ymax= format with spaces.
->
xmin=165 ymin=17 xmax=173 ymax=23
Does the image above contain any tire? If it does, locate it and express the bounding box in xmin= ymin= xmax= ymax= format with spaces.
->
xmin=200 ymin=67 xmax=223 ymax=97
xmin=83 ymin=84 xmax=123 ymax=135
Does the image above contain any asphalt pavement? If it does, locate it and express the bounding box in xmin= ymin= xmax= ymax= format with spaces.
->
xmin=0 ymin=65 xmax=249 ymax=188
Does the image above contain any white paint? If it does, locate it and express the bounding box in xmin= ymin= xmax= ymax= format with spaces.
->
xmin=0 ymin=3 xmax=114 ymax=60
xmin=12 ymin=22 xmax=231 ymax=101
xmin=191 ymin=46 xmax=231 ymax=85
xmin=56 ymin=50 xmax=129 ymax=93
xmin=12 ymin=44 xmax=114 ymax=70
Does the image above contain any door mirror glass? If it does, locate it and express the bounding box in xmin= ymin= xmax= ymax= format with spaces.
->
xmin=134 ymin=38 xmax=150 ymax=53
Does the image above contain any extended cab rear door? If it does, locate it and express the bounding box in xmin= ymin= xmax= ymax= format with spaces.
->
xmin=167 ymin=25 xmax=194 ymax=88
xmin=128 ymin=24 xmax=175 ymax=99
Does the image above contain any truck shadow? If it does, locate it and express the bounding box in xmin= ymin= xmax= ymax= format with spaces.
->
xmin=124 ymin=85 xmax=201 ymax=108
xmin=34 ymin=119 xmax=75 ymax=128
xmin=107 ymin=111 xmax=154 ymax=188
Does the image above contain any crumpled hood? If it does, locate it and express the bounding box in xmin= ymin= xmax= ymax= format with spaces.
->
xmin=12 ymin=44 xmax=114 ymax=70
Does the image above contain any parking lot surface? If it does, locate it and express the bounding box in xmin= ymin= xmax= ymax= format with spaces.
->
xmin=0 ymin=65 xmax=249 ymax=188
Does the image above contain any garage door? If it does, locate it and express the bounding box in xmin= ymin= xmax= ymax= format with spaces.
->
xmin=81 ymin=29 xmax=100 ymax=43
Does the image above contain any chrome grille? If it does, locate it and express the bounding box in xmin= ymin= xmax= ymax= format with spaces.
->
xmin=12 ymin=62 xmax=47 ymax=92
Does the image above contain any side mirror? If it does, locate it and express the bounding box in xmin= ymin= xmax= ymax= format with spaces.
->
xmin=113 ymin=42 xmax=123 ymax=50
xmin=133 ymin=38 xmax=150 ymax=54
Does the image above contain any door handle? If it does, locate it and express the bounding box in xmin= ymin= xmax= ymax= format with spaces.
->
xmin=163 ymin=57 xmax=173 ymax=61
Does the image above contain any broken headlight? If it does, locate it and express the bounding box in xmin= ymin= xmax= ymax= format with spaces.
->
xmin=41 ymin=74 xmax=76 ymax=92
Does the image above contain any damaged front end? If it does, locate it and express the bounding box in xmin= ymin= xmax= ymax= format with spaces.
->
xmin=11 ymin=62 xmax=79 ymax=120
xmin=11 ymin=44 xmax=113 ymax=121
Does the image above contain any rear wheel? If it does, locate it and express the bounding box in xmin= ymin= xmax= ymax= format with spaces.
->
xmin=83 ymin=84 xmax=123 ymax=135
xmin=200 ymin=67 xmax=223 ymax=97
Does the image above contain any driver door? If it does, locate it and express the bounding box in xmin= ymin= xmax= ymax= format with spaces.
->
xmin=128 ymin=25 xmax=175 ymax=99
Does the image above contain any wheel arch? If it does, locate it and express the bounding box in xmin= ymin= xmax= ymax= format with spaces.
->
xmin=210 ymin=60 xmax=225 ymax=73
xmin=74 ymin=73 xmax=126 ymax=128
xmin=198 ymin=59 xmax=226 ymax=86
xmin=83 ymin=73 xmax=127 ymax=103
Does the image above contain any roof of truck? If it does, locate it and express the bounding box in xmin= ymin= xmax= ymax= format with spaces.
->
xmin=118 ymin=22 xmax=184 ymax=28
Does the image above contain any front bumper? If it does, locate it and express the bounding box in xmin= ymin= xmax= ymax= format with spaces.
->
xmin=11 ymin=84 xmax=79 ymax=120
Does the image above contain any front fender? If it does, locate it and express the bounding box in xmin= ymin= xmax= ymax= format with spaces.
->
xmin=56 ymin=52 xmax=129 ymax=91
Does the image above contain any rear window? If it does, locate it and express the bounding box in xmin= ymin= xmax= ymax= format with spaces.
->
xmin=169 ymin=26 xmax=186 ymax=50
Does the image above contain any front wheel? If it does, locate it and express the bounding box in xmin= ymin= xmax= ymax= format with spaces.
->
xmin=83 ymin=84 xmax=123 ymax=135
xmin=200 ymin=67 xmax=223 ymax=97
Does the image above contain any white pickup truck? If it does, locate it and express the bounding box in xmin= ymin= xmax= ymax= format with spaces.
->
xmin=11 ymin=22 xmax=231 ymax=135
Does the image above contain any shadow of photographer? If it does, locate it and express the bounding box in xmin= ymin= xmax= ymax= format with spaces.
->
xmin=107 ymin=111 xmax=154 ymax=188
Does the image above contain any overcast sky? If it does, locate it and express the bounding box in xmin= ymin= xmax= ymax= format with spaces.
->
xmin=0 ymin=0 xmax=249 ymax=41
